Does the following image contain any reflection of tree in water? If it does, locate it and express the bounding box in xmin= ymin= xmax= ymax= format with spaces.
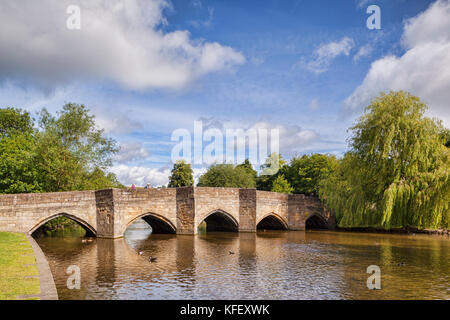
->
xmin=36 ymin=228 xmax=450 ymax=300
xmin=35 ymin=236 xmax=97 ymax=300
xmin=32 ymin=215 xmax=94 ymax=238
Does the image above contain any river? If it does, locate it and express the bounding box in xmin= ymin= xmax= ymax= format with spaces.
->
xmin=35 ymin=220 xmax=449 ymax=300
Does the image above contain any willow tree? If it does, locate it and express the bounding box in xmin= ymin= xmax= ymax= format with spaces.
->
xmin=320 ymin=91 xmax=449 ymax=230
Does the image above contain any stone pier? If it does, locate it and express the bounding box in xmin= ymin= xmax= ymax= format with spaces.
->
xmin=0 ymin=187 xmax=332 ymax=238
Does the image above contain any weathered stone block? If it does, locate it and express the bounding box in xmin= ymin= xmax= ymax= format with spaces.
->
xmin=0 ymin=187 xmax=331 ymax=237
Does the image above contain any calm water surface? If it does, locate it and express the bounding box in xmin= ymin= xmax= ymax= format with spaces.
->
xmin=36 ymin=220 xmax=450 ymax=300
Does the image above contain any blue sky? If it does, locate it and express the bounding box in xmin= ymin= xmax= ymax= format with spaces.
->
xmin=0 ymin=0 xmax=448 ymax=186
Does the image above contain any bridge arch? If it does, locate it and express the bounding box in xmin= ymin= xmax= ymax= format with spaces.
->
xmin=305 ymin=213 xmax=328 ymax=229
xmin=257 ymin=213 xmax=288 ymax=230
xmin=30 ymin=213 xmax=97 ymax=237
xmin=199 ymin=209 xmax=239 ymax=232
xmin=125 ymin=212 xmax=176 ymax=234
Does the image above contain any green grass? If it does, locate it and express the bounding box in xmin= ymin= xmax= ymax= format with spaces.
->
xmin=0 ymin=232 xmax=40 ymax=300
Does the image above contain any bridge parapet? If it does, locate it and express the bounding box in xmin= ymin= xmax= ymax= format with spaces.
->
xmin=0 ymin=190 xmax=97 ymax=235
xmin=0 ymin=187 xmax=332 ymax=238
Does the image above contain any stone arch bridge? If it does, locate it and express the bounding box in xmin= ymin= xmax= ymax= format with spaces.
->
xmin=0 ymin=187 xmax=333 ymax=238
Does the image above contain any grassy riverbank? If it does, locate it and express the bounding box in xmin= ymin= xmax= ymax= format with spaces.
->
xmin=0 ymin=232 xmax=40 ymax=300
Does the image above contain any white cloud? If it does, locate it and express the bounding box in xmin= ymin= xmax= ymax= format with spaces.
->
xmin=172 ymin=118 xmax=332 ymax=166
xmin=189 ymin=7 xmax=214 ymax=28
xmin=95 ymin=111 xmax=143 ymax=135
xmin=193 ymin=168 xmax=207 ymax=185
xmin=242 ymin=122 xmax=320 ymax=157
xmin=402 ymin=0 xmax=450 ymax=49
xmin=356 ymin=0 xmax=371 ymax=9
xmin=345 ymin=0 xmax=450 ymax=126
xmin=111 ymin=165 xmax=171 ymax=187
xmin=353 ymin=44 xmax=373 ymax=62
xmin=191 ymin=0 xmax=203 ymax=8
xmin=301 ymin=37 xmax=354 ymax=74
xmin=110 ymin=118 xmax=344 ymax=186
xmin=0 ymin=0 xmax=245 ymax=91
xmin=111 ymin=164 xmax=206 ymax=187
xmin=200 ymin=118 xmax=345 ymax=158
xmin=115 ymin=142 xmax=150 ymax=163
xmin=245 ymin=121 xmax=346 ymax=156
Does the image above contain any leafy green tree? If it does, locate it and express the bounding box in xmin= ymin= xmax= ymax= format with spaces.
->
xmin=198 ymin=164 xmax=256 ymax=188
xmin=0 ymin=108 xmax=41 ymax=193
xmin=34 ymin=104 xmax=119 ymax=192
xmin=256 ymin=153 xmax=288 ymax=191
xmin=440 ymin=128 xmax=450 ymax=148
xmin=260 ymin=152 xmax=287 ymax=175
xmin=34 ymin=127 xmax=83 ymax=192
xmin=236 ymin=159 xmax=257 ymax=179
xmin=168 ymin=160 xmax=194 ymax=187
xmin=0 ymin=108 xmax=33 ymax=138
xmin=320 ymin=91 xmax=450 ymax=230
xmin=38 ymin=104 xmax=118 ymax=169
xmin=83 ymin=168 xmax=124 ymax=190
xmin=271 ymin=175 xmax=294 ymax=194
xmin=0 ymin=104 xmax=122 ymax=194
xmin=0 ymin=132 xmax=42 ymax=193
xmin=286 ymin=154 xmax=338 ymax=195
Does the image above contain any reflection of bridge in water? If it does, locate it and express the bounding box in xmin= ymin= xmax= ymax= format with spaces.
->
xmin=0 ymin=187 xmax=333 ymax=238
xmin=37 ymin=230 xmax=327 ymax=300
xmin=36 ymin=226 xmax=450 ymax=300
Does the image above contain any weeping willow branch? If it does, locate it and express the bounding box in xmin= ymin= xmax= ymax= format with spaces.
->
xmin=319 ymin=91 xmax=450 ymax=230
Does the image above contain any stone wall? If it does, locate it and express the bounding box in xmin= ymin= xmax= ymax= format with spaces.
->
xmin=194 ymin=187 xmax=240 ymax=229
xmin=239 ymin=189 xmax=257 ymax=232
xmin=0 ymin=188 xmax=331 ymax=237
xmin=95 ymin=189 xmax=116 ymax=238
xmin=176 ymin=187 xmax=196 ymax=234
xmin=256 ymin=191 xmax=289 ymax=227
xmin=114 ymin=188 xmax=177 ymax=236
xmin=287 ymin=194 xmax=307 ymax=230
xmin=0 ymin=191 xmax=98 ymax=235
